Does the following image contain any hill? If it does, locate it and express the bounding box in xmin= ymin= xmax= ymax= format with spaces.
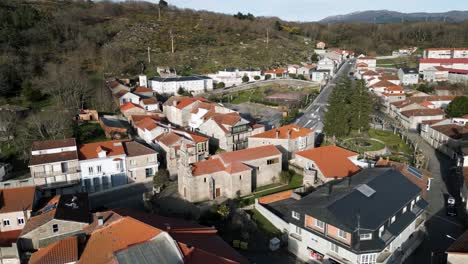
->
xmin=320 ymin=10 xmax=468 ymax=23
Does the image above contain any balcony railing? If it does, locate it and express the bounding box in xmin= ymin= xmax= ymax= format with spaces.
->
xmin=33 ymin=167 xmax=80 ymax=178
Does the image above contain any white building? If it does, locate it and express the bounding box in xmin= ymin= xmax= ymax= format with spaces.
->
xmin=356 ymin=56 xmax=377 ymax=72
xmin=208 ymin=69 xmax=262 ymax=87
xmin=256 ymin=167 xmax=427 ymax=264
xmin=424 ymin=48 xmax=468 ymax=59
xmin=116 ymin=91 xmax=141 ymax=106
xmin=148 ymin=76 xmax=213 ymax=95
xmin=317 ymin=58 xmax=336 ymax=76
xmin=397 ymin=68 xmax=419 ymax=85
xmin=419 ymin=58 xmax=468 ymax=73
xmin=423 ymin=66 xmax=449 ymax=82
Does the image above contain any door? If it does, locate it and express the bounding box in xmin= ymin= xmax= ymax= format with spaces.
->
xmin=215 ymin=188 xmax=221 ymax=198
xmin=61 ymin=162 xmax=68 ymax=173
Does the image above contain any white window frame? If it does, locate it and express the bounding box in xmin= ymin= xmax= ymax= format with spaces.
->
xmin=360 ymin=253 xmax=377 ymax=264
xmin=131 ymin=159 xmax=137 ymax=166
xmin=88 ymin=167 xmax=94 ymax=174
xmin=97 ymin=165 xmax=102 ymax=173
xmin=315 ymin=219 xmax=325 ymax=229
xmin=360 ymin=233 xmax=372 ymax=240
xmin=391 ymin=216 xmax=396 ymax=224
xmin=338 ymin=229 xmax=347 ymax=239
xmin=295 ymin=226 xmax=302 ymax=235
xmin=402 ymin=206 xmax=407 ymax=214
xmin=292 ymin=211 xmax=300 ymax=220
xmin=379 ymin=226 xmax=385 ymax=237
xmin=52 ymin=224 xmax=59 ymax=233
xmin=2 ymin=219 xmax=10 ymax=226
xmin=330 ymin=242 xmax=339 ymax=253
xmin=17 ymin=217 xmax=25 ymax=225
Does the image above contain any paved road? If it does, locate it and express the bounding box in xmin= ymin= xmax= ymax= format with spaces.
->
xmin=295 ymin=59 xmax=355 ymax=132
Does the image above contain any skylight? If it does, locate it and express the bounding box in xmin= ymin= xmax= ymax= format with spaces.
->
xmin=356 ymin=184 xmax=376 ymax=197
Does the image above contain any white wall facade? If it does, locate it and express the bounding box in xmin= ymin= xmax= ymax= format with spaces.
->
xmin=149 ymin=78 xmax=213 ymax=95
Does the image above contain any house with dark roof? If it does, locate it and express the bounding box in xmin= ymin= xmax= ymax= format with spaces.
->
xmin=123 ymin=141 xmax=158 ymax=183
xmin=29 ymin=138 xmax=81 ymax=196
xmin=397 ymin=68 xmax=419 ymax=85
xmin=178 ymin=145 xmax=282 ymax=202
xmin=148 ymin=75 xmax=213 ymax=95
xmin=99 ymin=115 xmax=130 ymax=139
xmin=256 ymin=168 xmax=427 ymax=264
xmin=446 ymin=229 xmax=468 ymax=264
xmin=18 ymin=193 xmax=90 ymax=252
xmin=28 ymin=209 xmax=248 ymax=264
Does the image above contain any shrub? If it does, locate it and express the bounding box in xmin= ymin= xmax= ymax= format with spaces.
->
xmin=216 ymin=82 xmax=225 ymax=89
xmin=254 ymin=75 xmax=261 ymax=81
xmin=242 ymin=76 xmax=249 ymax=83
xmin=265 ymin=74 xmax=272 ymax=80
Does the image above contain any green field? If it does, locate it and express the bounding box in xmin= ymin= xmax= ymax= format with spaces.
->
xmin=247 ymin=209 xmax=281 ymax=237
xmin=368 ymin=129 xmax=412 ymax=155
xmin=376 ymin=56 xmax=419 ymax=68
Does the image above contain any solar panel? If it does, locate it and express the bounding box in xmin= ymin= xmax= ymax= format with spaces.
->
xmin=356 ymin=184 xmax=376 ymax=197
xmin=408 ymin=166 xmax=422 ymax=179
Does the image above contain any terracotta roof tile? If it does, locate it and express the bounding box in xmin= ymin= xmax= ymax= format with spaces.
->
xmin=133 ymin=86 xmax=153 ymax=93
xmin=134 ymin=117 xmax=158 ymax=131
xmin=164 ymin=96 xmax=207 ymax=110
xmin=211 ymin=112 xmax=241 ymax=126
xmin=295 ymin=146 xmax=360 ymax=178
xmin=400 ymin=108 xmax=445 ymax=118
xmin=420 ymin=58 xmax=468 ymax=64
xmin=78 ymin=140 xmax=126 ymax=160
xmin=431 ymin=124 xmax=468 ymax=139
xmin=380 ymin=75 xmax=400 ymax=81
xmin=218 ymin=145 xmax=281 ymax=165
xmin=154 ymin=132 xmax=182 ymax=147
xmin=250 ymin=124 xmax=314 ymax=140
xmin=120 ymin=102 xmax=143 ymax=111
xmin=31 ymin=138 xmax=76 ymax=151
xmin=141 ymin=97 xmax=158 ymax=105
xmin=115 ymin=90 xmax=129 ymax=98
xmin=385 ymin=86 xmax=404 ymax=91
xmin=371 ymin=80 xmax=397 ymax=88
xmin=258 ymin=190 xmax=293 ymax=204
xmin=29 ymin=236 xmax=79 ymax=264
xmin=0 ymin=186 xmax=36 ymax=213
xmin=0 ymin=230 xmax=22 ymax=247
xmin=192 ymin=159 xmax=227 ymax=176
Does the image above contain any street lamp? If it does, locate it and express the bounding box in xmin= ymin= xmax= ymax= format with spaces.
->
xmin=446 ymin=234 xmax=457 ymax=241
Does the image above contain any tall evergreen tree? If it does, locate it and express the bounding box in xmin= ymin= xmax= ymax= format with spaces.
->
xmin=324 ymin=78 xmax=351 ymax=137
xmin=349 ymin=80 xmax=372 ymax=133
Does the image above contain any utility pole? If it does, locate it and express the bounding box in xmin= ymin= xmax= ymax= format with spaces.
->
xmin=158 ymin=5 xmax=161 ymax=21
xmin=266 ymin=28 xmax=269 ymax=46
xmin=147 ymin=47 xmax=151 ymax=64
xmin=170 ymin=30 xmax=175 ymax=54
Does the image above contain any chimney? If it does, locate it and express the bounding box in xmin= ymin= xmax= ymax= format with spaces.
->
xmin=98 ymin=216 xmax=104 ymax=226
xmin=275 ymin=129 xmax=279 ymax=139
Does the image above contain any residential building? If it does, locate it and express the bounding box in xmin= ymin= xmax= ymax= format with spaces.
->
xmin=133 ymin=86 xmax=154 ymax=97
xmin=148 ymin=76 xmax=213 ymax=95
xmin=422 ymin=66 xmax=450 ymax=82
xmin=356 ymin=56 xmax=377 ymax=72
xmin=18 ymin=193 xmax=90 ymax=252
xmin=29 ymin=209 xmax=248 ymax=264
xmin=119 ymin=102 xmax=146 ymax=119
xmin=317 ymin=58 xmax=336 ymax=76
xmin=139 ymin=97 xmax=160 ymax=112
xmin=420 ymin=119 xmax=468 ymax=158
xmin=107 ymin=80 xmax=130 ymax=95
xmin=418 ymin=58 xmax=468 ymax=73
xmin=188 ymin=100 xmax=233 ymax=130
xmin=76 ymin=109 xmax=98 ymax=122
xmin=446 ymin=229 xmax=468 ymax=264
xmin=423 ymin=48 xmax=468 ymax=59
xmin=178 ymin=145 xmax=282 ymax=202
xmin=398 ymin=68 xmax=419 ymax=85
xmin=380 ymin=75 xmax=402 ymax=85
xmin=163 ymin=96 xmax=208 ymax=127
xmin=256 ymin=167 xmax=427 ymax=264
xmin=78 ymin=140 xmax=127 ymax=192
xmin=316 ymin=41 xmax=326 ymax=49
xmin=297 ymin=65 xmax=317 ymax=78
xmin=208 ymin=68 xmax=262 ymax=87
xmin=115 ymin=91 xmax=140 ymax=106
xmin=248 ymin=124 xmax=315 ymax=161
xmin=311 ymin=70 xmax=330 ymax=83
xmin=133 ymin=117 xmax=169 ymax=144
xmin=123 ymin=141 xmax=158 ymax=183
xmin=291 ymin=145 xmax=361 ymax=187
xmin=197 ymin=112 xmax=264 ymax=151
xmin=264 ymin=69 xmax=288 ymax=79
xmin=369 ymin=80 xmax=396 ymax=94
xmin=0 ymin=187 xmax=37 ymax=233
xmin=154 ymin=129 xmax=209 ymax=178
xmin=398 ymin=108 xmax=446 ymax=130
xmin=287 ymin=64 xmax=300 ymax=75
xmin=99 ymin=115 xmax=129 ymax=139
xmin=29 ymin=138 xmax=81 ymax=196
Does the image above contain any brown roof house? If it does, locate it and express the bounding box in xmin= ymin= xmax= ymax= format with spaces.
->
xmin=123 ymin=141 xmax=159 ymax=184
xmin=99 ymin=115 xmax=129 ymax=139
xmin=29 ymin=138 xmax=81 ymax=197
xmin=249 ymin=124 xmax=315 ymax=161
xmin=420 ymin=119 xmax=468 ymax=158
xmin=178 ymin=145 xmax=282 ymax=202
xmin=18 ymin=193 xmax=90 ymax=253
xmin=399 ymin=108 xmax=446 ymax=130
xmin=291 ymin=145 xmax=361 ymax=187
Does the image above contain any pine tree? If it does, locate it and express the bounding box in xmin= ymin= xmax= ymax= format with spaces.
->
xmin=324 ymin=78 xmax=351 ymax=137
xmin=349 ymin=80 xmax=372 ymax=133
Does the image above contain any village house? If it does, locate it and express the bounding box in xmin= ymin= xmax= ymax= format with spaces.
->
xmin=316 ymin=41 xmax=326 ymax=49
xmin=29 ymin=138 xmax=81 ymax=196
xmin=380 ymin=86 xmax=406 ymax=107
xmin=99 ymin=115 xmax=129 ymax=139
xmin=154 ymin=129 xmax=209 ymax=179
xmin=380 ymin=74 xmax=402 ymax=85
xmin=115 ymin=90 xmax=140 ymax=106
xmin=139 ymin=97 xmax=160 ymax=112
xmin=423 ymin=48 xmax=468 ymax=59
xmin=398 ymin=108 xmax=446 ymax=130
xmin=418 ymin=58 xmax=468 ymax=73
xmin=248 ymin=124 xmax=315 ymax=161
xmin=255 ymin=167 xmax=427 ymax=264
xmin=18 ymin=193 xmax=91 ymax=252
xmin=119 ymin=102 xmax=146 ymax=119
xmin=148 ymin=75 xmax=213 ymax=95
xmin=76 ymin=109 xmax=98 ymax=122
xmin=420 ymin=119 xmax=468 ymax=159
xmin=397 ymin=68 xmax=419 ymax=85
xmin=369 ymin=80 xmax=396 ymax=94
xmin=423 ymin=66 xmax=450 ymax=82
xmin=311 ymin=70 xmax=330 ymax=83
xmin=123 ymin=141 xmax=158 ymax=183
xmin=178 ymin=145 xmax=282 ymax=202
xmin=264 ymin=69 xmax=288 ymax=79
xmin=28 ymin=209 xmax=248 ymax=264
xmin=163 ymin=96 xmax=208 ymax=127
xmin=133 ymin=86 xmax=154 ymax=97
xmin=297 ymin=64 xmax=317 ymax=78
xmin=388 ymin=95 xmax=457 ymax=118
xmin=356 ymin=56 xmax=377 ymax=72
xmin=196 ymin=112 xmax=264 ymax=151
xmin=208 ymin=68 xmax=262 ymax=87
xmin=316 ymin=58 xmax=336 ymax=76
xmin=291 ymin=145 xmax=361 ymax=187
xmin=107 ymin=80 xmax=130 ymax=95
xmin=287 ymin=64 xmax=300 ymax=75
xmin=188 ymin=100 xmax=234 ymax=130
xmin=133 ymin=117 xmax=169 ymax=144
xmin=446 ymin=230 xmax=468 ymax=264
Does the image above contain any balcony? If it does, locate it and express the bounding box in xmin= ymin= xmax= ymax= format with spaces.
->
xmin=33 ymin=167 xmax=80 ymax=178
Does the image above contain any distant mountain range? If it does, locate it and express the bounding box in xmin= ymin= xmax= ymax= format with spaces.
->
xmin=319 ymin=10 xmax=468 ymax=23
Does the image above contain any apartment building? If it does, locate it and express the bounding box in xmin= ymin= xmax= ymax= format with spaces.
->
xmin=148 ymin=76 xmax=213 ymax=95
xmin=248 ymin=124 xmax=315 ymax=161
xmin=397 ymin=68 xmax=419 ymax=85
xmin=423 ymin=48 xmax=468 ymax=59
xmin=29 ymin=138 xmax=81 ymax=196
xmin=123 ymin=141 xmax=158 ymax=183
xmin=256 ymin=168 xmax=427 ymax=264
xmin=162 ymin=96 xmax=208 ymax=127
xmin=398 ymin=108 xmax=446 ymax=130
xmin=178 ymin=145 xmax=282 ymax=202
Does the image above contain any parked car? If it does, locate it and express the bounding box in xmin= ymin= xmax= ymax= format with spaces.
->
xmin=446 ymin=196 xmax=456 ymax=216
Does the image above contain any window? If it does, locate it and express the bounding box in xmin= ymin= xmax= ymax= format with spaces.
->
xmin=204 ymin=178 xmax=207 ymax=183
xmin=145 ymin=168 xmax=154 ymax=177
xmin=360 ymin=253 xmax=377 ymax=264
xmin=416 ymin=195 xmax=421 ymax=202
xmin=130 ymin=159 xmax=136 ymax=166
xmin=17 ymin=217 xmax=25 ymax=225
xmin=88 ymin=167 xmax=94 ymax=174
xmin=97 ymin=165 xmax=102 ymax=173
xmin=239 ymin=175 xmax=242 ymax=180
xmin=338 ymin=229 xmax=347 ymax=239
xmin=52 ymin=224 xmax=59 ymax=233
xmin=267 ymin=158 xmax=278 ymax=165
xmin=379 ymin=226 xmax=385 ymax=237
xmin=402 ymin=206 xmax=407 ymax=214
xmin=391 ymin=216 xmax=396 ymax=224
xmin=295 ymin=226 xmax=302 ymax=235
xmin=410 ymin=200 xmax=415 ymax=210
xmin=116 ymin=162 xmax=121 ymax=170
xmin=330 ymin=242 xmax=339 ymax=253
xmin=292 ymin=211 xmax=300 ymax=220
xmin=2 ymin=219 xmax=10 ymax=226
xmin=360 ymin=233 xmax=372 ymax=240
xmin=315 ymin=219 xmax=325 ymax=229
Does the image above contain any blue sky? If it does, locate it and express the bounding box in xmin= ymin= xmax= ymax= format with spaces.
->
xmin=159 ymin=0 xmax=468 ymax=21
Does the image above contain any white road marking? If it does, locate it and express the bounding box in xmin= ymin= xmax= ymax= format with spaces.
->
xmin=305 ymin=120 xmax=311 ymax=126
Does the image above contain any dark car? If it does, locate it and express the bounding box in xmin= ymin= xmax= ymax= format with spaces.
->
xmin=446 ymin=196 xmax=456 ymax=216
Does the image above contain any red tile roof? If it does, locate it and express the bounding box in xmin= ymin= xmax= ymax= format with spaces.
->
xmin=192 ymin=158 xmax=228 ymax=176
xmin=120 ymin=102 xmax=143 ymax=111
xmin=218 ymin=145 xmax=281 ymax=165
xmin=154 ymin=132 xmax=182 ymax=146
xmin=0 ymin=230 xmax=22 ymax=247
xmin=0 ymin=186 xmax=36 ymax=213
xmin=385 ymin=86 xmax=404 ymax=91
xmin=141 ymin=97 xmax=158 ymax=105
xmin=133 ymin=86 xmax=153 ymax=93
xmin=29 ymin=236 xmax=79 ymax=264
xmin=400 ymin=108 xmax=445 ymax=118
xmin=431 ymin=124 xmax=468 ymax=139
xmin=172 ymin=97 xmax=207 ymax=110
xmin=380 ymin=75 xmax=400 ymax=81
xmin=295 ymin=146 xmax=360 ymax=178
xmin=420 ymin=101 xmax=434 ymax=107
xmin=426 ymin=47 xmax=468 ymax=51
xmin=115 ymin=90 xmax=129 ymax=98
xmin=31 ymin=138 xmax=76 ymax=151
xmin=264 ymin=69 xmax=287 ymax=74
xmin=134 ymin=117 xmax=158 ymax=131
xmin=371 ymin=80 xmax=397 ymax=88
xmin=258 ymin=190 xmax=293 ymax=204
xmin=362 ymin=70 xmax=380 ymax=76
xmin=78 ymin=140 xmax=126 ymax=160
xmin=250 ymin=124 xmax=314 ymax=140
xmin=211 ymin=112 xmax=241 ymax=127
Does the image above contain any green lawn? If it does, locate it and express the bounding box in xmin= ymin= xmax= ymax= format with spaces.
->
xmin=240 ymin=173 xmax=303 ymax=205
xmin=254 ymin=183 xmax=282 ymax=192
xmin=368 ymin=129 xmax=412 ymax=154
xmin=75 ymin=123 xmax=107 ymax=144
xmin=376 ymin=57 xmax=418 ymax=68
xmin=247 ymin=209 xmax=281 ymax=237
xmin=342 ymin=138 xmax=386 ymax=153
